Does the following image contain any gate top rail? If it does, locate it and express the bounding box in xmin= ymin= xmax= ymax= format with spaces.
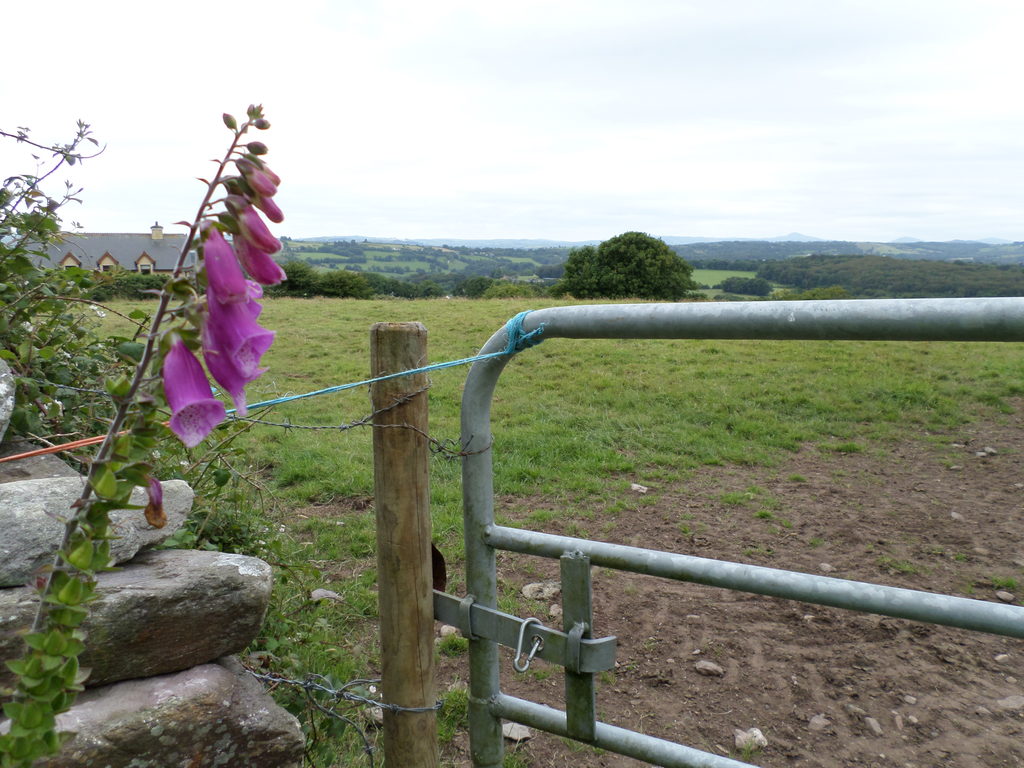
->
xmin=511 ymin=297 xmax=1024 ymax=344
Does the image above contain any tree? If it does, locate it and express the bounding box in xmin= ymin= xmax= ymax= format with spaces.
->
xmin=716 ymin=276 xmax=772 ymax=296
xmin=554 ymin=231 xmax=698 ymax=300
xmin=318 ymin=268 xmax=373 ymax=298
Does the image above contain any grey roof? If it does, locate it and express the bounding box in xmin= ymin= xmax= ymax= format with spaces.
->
xmin=40 ymin=229 xmax=196 ymax=271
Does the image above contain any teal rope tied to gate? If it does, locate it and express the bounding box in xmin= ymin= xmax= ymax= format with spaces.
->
xmin=228 ymin=310 xmax=545 ymax=415
xmin=503 ymin=309 xmax=545 ymax=354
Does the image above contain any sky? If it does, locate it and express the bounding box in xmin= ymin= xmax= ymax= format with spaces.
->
xmin=3 ymin=0 xmax=1023 ymax=243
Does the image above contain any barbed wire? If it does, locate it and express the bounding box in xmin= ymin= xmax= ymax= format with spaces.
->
xmin=247 ymin=669 xmax=444 ymax=768
xmin=28 ymin=379 xmax=492 ymax=459
xmin=228 ymin=383 xmax=493 ymax=459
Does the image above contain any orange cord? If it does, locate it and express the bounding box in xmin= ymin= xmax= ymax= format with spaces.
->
xmin=0 ymin=434 xmax=108 ymax=463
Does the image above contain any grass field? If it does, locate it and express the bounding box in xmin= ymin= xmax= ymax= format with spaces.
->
xmin=103 ymin=296 xmax=1024 ymax=765
xmin=691 ymin=268 xmax=759 ymax=288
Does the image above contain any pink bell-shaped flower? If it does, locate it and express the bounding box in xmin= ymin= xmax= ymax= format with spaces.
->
xmin=202 ymin=289 xmax=275 ymax=416
xmin=163 ymin=340 xmax=227 ymax=447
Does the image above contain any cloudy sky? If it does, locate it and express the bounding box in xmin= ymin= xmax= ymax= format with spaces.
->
xmin=3 ymin=0 xmax=1022 ymax=243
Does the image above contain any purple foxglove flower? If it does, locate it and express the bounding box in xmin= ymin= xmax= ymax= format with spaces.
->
xmin=246 ymin=168 xmax=278 ymax=198
xmin=246 ymin=280 xmax=264 ymax=317
xmin=144 ymin=476 xmax=166 ymax=528
xmin=254 ymin=194 xmax=284 ymax=224
xmin=203 ymin=226 xmax=248 ymax=304
xmin=235 ymin=237 xmax=286 ymax=285
xmin=202 ymin=290 xmax=275 ymax=415
xmin=226 ymin=195 xmax=281 ymax=254
xmin=163 ymin=340 xmax=226 ymax=447
xmin=236 ymin=157 xmax=281 ymax=188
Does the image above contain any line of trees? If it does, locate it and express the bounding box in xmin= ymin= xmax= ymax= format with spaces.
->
xmin=756 ymin=254 xmax=1024 ymax=298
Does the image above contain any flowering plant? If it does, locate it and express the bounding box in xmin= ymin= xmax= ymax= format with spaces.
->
xmin=0 ymin=105 xmax=284 ymax=767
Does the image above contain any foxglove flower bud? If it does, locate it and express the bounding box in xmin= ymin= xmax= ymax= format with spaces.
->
xmin=255 ymin=195 xmax=284 ymax=224
xmin=202 ymin=226 xmax=248 ymax=304
xmin=235 ymin=237 xmax=286 ymax=285
xmin=226 ymin=196 xmax=281 ymax=254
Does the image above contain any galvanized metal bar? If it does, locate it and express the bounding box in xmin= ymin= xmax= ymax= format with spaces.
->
xmin=486 ymin=525 xmax=1024 ymax=638
xmin=433 ymin=590 xmax=617 ymax=672
xmin=519 ymin=297 xmax=1024 ymax=342
xmin=490 ymin=694 xmax=756 ymax=768
xmin=561 ymin=551 xmax=597 ymax=741
xmin=460 ymin=298 xmax=1024 ymax=767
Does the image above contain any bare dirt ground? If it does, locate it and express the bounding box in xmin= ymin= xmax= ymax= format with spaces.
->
xmin=437 ymin=407 xmax=1024 ymax=768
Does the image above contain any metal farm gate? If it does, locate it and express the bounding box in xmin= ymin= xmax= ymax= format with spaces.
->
xmin=432 ymin=298 xmax=1024 ymax=768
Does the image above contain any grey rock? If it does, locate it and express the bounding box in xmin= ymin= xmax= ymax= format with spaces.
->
xmin=502 ymin=722 xmax=533 ymax=742
xmin=733 ymin=727 xmax=767 ymax=750
xmin=0 ymin=440 xmax=81 ymax=484
xmin=310 ymin=588 xmax=343 ymax=602
xmin=0 ymin=477 xmax=192 ymax=586
xmin=996 ymin=695 xmax=1024 ymax=710
xmin=864 ymin=716 xmax=883 ymax=736
xmin=995 ymin=653 xmax=1011 ymax=663
xmin=844 ymin=703 xmax=867 ymax=717
xmin=0 ymin=360 xmax=12 ymax=444
xmin=996 ymin=590 xmax=1016 ymax=603
xmin=522 ymin=581 xmax=560 ymax=601
xmin=19 ymin=657 xmax=303 ymax=768
xmin=695 ymin=660 xmax=725 ymax=677
xmin=0 ymin=549 xmax=272 ymax=689
xmin=818 ymin=562 xmax=835 ymax=573
xmin=903 ymin=694 xmax=918 ymax=705
xmin=808 ymin=714 xmax=830 ymax=732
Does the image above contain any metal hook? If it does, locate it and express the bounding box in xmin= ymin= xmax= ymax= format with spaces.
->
xmin=512 ymin=618 xmax=545 ymax=672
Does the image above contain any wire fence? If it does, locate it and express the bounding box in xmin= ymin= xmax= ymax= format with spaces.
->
xmin=246 ymin=668 xmax=445 ymax=768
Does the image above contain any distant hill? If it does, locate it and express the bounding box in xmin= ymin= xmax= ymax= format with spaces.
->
xmin=298 ymin=232 xmax=830 ymax=248
xmin=672 ymin=239 xmax=1024 ymax=265
xmin=281 ymin=235 xmax=1024 ymax=288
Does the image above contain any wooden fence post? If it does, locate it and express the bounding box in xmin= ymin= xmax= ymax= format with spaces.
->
xmin=370 ymin=322 xmax=438 ymax=768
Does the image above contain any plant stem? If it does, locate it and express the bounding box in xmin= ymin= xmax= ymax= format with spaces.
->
xmin=27 ymin=118 xmax=258 ymax=633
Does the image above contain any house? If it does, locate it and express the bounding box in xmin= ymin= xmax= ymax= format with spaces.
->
xmin=42 ymin=223 xmax=196 ymax=274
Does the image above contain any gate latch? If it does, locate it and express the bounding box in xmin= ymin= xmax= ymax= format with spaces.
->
xmin=433 ymin=591 xmax=617 ymax=673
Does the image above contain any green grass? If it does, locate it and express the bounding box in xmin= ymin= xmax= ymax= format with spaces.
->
xmin=691 ymin=268 xmax=758 ymax=287
xmin=98 ymin=296 xmax=1024 ymax=764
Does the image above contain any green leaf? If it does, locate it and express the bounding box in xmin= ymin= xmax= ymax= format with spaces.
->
xmin=47 ymin=606 xmax=88 ymax=628
xmin=65 ymin=539 xmax=94 ymax=571
xmin=55 ymin=577 xmax=85 ymax=607
xmin=104 ymin=375 xmax=132 ymax=399
xmin=116 ymin=341 xmax=145 ymax=363
xmin=90 ymin=465 xmax=118 ymax=500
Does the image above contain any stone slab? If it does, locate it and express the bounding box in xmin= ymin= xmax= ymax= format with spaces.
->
xmin=5 ymin=657 xmax=303 ymax=768
xmin=1 ymin=548 xmax=272 ymax=690
xmin=0 ymin=477 xmax=193 ymax=586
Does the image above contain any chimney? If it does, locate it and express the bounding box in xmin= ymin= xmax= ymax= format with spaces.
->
xmin=151 ymin=221 xmax=163 ymax=240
